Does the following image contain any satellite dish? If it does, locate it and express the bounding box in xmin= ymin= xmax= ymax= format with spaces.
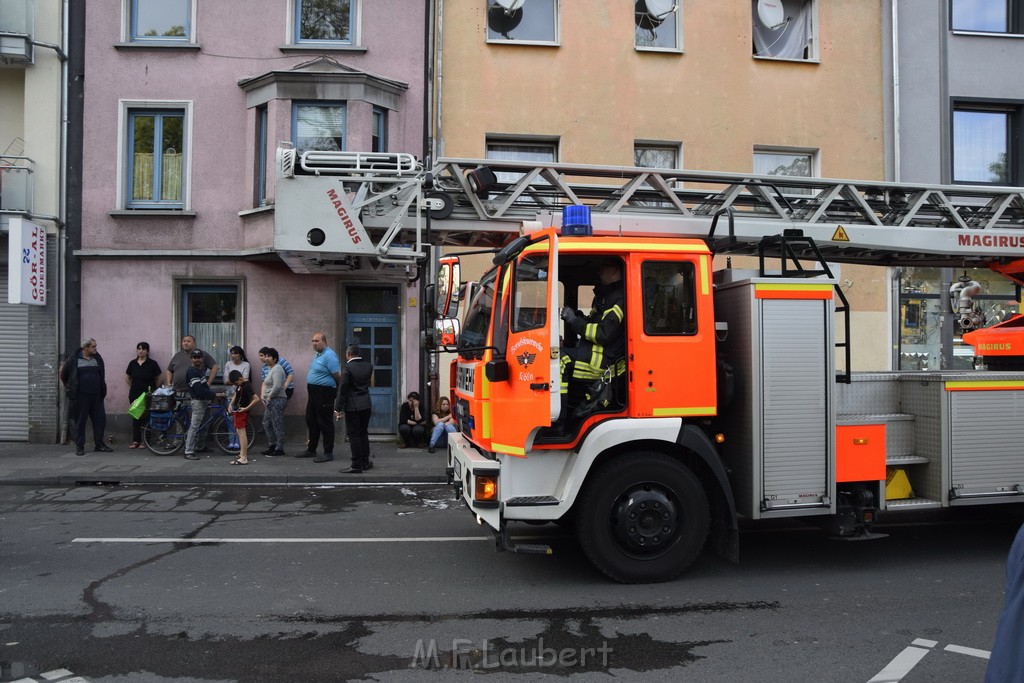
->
xmin=635 ymin=0 xmax=676 ymax=30
xmin=757 ymin=0 xmax=787 ymax=30
xmin=488 ymin=1 xmax=524 ymax=37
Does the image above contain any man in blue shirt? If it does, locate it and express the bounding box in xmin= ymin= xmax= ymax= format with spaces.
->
xmin=298 ymin=331 xmax=342 ymax=461
xmin=987 ymin=522 xmax=1024 ymax=682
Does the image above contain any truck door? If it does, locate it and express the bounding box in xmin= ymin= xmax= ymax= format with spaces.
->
xmin=487 ymin=230 xmax=559 ymax=456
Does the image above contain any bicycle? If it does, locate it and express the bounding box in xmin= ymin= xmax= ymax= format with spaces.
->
xmin=142 ymin=394 xmax=256 ymax=456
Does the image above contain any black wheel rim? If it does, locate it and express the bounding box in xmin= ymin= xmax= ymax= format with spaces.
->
xmin=609 ymin=483 xmax=681 ymax=558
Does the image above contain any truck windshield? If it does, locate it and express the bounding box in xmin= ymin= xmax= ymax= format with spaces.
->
xmin=459 ymin=266 xmax=499 ymax=360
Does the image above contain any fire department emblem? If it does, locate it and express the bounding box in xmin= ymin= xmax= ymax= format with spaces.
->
xmin=516 ymin=351 xmax=537 ymax=368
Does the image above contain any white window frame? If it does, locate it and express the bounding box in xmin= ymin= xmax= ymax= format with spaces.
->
xmin=287 ymin=0 xmax=361 ymax=46
xmin=634 ymin=141 xmax=682 ymax=202
xmin=753 ymin=146 xmax=819 ymax=196
xmin=116 ymin=100 xmax=194 ymax=211
xmin=950 ymin=0 xmax=1023 ymax=34
xmin=122 ymin=0 xmax=197 ymax=43
xmin=634 ymin=0 xmax=684 ymax=53
xmin=751 ymin=0 xmax=819 ymax=63
xmin=485 ymin=0 xmax=560 ymax=46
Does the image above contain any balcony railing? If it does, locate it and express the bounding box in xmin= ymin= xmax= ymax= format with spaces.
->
xmin=0 ymin=156 xmax=34 ymax=214
xmin=0 ymin=0 xmax=35 ymax=66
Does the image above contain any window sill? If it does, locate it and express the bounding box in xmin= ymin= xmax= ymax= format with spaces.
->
xmin=485 ymin=39 xmax=560 ymax=47
xmin=752 ymin=55 xmax=820 ymax=64
xmin=635 ymin=46 xmax=684 ymax=54
xmin=278 ymin=44 xmax=367 ymax=53
xmin=109 ymin=210 xmax=197 ymax=218
xmin=950 ymin=30 xmax=1024 ymax=38
xmin=114 ymin=42 xmax=202 ymax=51
xmin=238 ymin=204 xmax=274 ymax=218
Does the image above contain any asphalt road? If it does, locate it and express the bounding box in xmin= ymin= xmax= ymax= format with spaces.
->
xmin=0 ymin=484 xmax=1020 ymax=682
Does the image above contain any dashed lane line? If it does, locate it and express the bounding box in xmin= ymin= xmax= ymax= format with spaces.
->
xmin=868 ymin=639 xmax=991 ymax=682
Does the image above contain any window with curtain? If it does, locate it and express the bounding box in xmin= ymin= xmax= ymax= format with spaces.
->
xmin=951 ymin=0 xmax=1017 ymax=32
xmin=485 ymin=139 xmax=557 ymax=190
xmin=127 ymin=109 xmax=185 ymax=209
xmin=181 ymin=284 xmax=240 ymax=380
xmin=295 ymin=0 xmax=355 ymax=43
xmin=953 ymin=107 xmax=1012 ymax=184
xmin=634 ymin=0 xmax=681 ymax=50
xmin=752 ymin=0 xmax=817 ymax=60
xmin=634 ymin=143 xmax=680 ymax=206
xmin=131 ymin=0 xmax=190 ymax=41
xmin=486 ymin=0 xmax=558 ymax=43
xmin=753 ymin=149 xmax=815 ymax=196
xmin=293 ymin=102 xmax=346 ymax=152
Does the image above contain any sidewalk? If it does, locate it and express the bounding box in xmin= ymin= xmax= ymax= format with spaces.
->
xmin=0 ymin=437 xmax=449 ymax=486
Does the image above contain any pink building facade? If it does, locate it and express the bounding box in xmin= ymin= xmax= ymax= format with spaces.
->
xmin=80 ymin=0 xmax=427 ymax=436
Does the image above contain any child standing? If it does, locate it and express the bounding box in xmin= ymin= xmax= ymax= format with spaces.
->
xmin=228 ymin=369 xmax=260 ymax=464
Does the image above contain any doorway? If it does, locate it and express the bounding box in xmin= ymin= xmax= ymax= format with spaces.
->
xmin=345 ymin=287 xmax=399 ymax=434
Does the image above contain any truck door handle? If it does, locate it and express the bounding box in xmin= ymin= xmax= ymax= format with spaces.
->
xmin=530 ymin=383 xmax=549 ymax=391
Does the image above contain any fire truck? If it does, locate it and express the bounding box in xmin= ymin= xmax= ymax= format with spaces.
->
xmin=276 ymin=147 xmax=1024 ymax=583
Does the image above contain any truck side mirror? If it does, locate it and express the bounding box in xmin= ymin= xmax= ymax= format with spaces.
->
xmin=433 ymin=317 xmax=461 ymax=351
xmin=436 ymin=256 xmax=462 ymax=317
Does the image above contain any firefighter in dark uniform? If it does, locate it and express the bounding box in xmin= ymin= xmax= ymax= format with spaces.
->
xmin=559 ymin=257 xmax=626 ymax=418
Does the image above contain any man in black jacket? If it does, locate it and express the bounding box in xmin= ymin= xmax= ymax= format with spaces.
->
xmin=60 ymin=338 xmax=113 ymax=456
xmin=333 ymin=344 xmax=374 ymax=473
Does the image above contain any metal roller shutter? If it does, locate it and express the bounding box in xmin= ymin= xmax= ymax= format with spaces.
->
xmin=0 ymin=264 xmax=30 ymax=440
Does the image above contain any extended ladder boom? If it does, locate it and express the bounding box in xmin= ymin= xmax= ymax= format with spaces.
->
xmin=274 ymin=148 xmax=1024 ymax=270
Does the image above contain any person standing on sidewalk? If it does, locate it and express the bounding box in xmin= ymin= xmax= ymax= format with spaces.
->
xmin=261 ymin=348 xmax=288 ymax=456
xmin=258 ymin=347 xmax=295 ymax=399
xmin=183 ymin=350 xmax=222 ymax=460
xmin=227 ymin=369 xmax=260 ymax=465
xmin=987 ymin=521 xmax=1024 ymax=682
xmin=166 ymin=335 xmax=218 ymax=393
xmin=334 ymin=344 xmax=373 ymax=474
xmin=60 ymin=338 xmax=113 ymax=456
xmin=298 ymin=332 xmax=341 ymax=462
xmin=124 ymin=341 xmax=162 ymax=449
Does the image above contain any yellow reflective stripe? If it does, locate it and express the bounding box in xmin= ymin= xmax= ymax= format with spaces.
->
xmin=482 ymin=401 xmax=492 ymax=438
xmin=607 ymin=305 xmax=623 ymax=322
xmin=945 ymin=380 xmax=1024 ymax=391
xmin=560 ymin=242 xmax=709 ymax=254
xmin=699 ymin=255 xmax=710 ymax=296
xmin=584 ymin=321 xmax=598 ymax=341
xmin=755 ymin=283 xmax=833 ymax=292
xmin=481 ymin=372 xmax=490 ymax=399
xmin=652 ymin=406 xmax=717 ymax=416
xmin=492 ymin=442 xmax=526 ymax=456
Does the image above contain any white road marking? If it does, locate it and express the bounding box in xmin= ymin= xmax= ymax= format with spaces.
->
xmin=40 ymin=670 xmax=74 ymax=681
xmin=73 ymin=536 xmax=491 ymax=544
xmin=944 ymin=644 xmax=990 ymax=659
xmin=911 ymin=638 xmax=937 ymax=648
xmin=868 ymin=646 xmax=931 ymax=683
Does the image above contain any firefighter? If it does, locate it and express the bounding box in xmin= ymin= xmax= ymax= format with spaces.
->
xmin=559 ymin=257 xmax=626 ymax=418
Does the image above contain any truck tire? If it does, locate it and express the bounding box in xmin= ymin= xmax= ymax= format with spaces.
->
xmin=576 ymin=452 xmax=710 ymax=583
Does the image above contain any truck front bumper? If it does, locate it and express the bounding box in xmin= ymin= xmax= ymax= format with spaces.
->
xmin=446 ymin=431 xmax=502 ymax=531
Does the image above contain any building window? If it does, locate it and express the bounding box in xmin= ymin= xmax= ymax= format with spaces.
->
xmin=486 ymin=0 xmax=558 ymax=44
xmin=126 ymin=108 xmax=186 ymax=209
xmin=372 ymin=107 xmax=387 ymax=153
xmin=294 ymin=0 xmax=355 ymax=44
xmin=180 ymin=284 xmax=241 ymax=373
xmin=951 ymin=0 xmax=1019 ymax=33
xmin=753 ymin=148 xmax=816 ymax=195
xmin=952 ymin=105 xmax=1013 ymax=185
xmin=634 ymin=0 xmax=681 ymax=51
xmin=634 ymin=143 xmax=680 ymax=205
xmin=130 ymin=0 xmax=191 ymax=41
xmin=293 ymin=102 xmax=346 ymax=152
xmin=254 ymin=105 xmax=268 ymax=207
xmin=752 ymin=0 xmax=818 ymax=61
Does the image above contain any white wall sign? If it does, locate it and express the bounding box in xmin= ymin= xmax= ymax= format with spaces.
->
xmin=7 ymin=217 xmax=47 ymax=306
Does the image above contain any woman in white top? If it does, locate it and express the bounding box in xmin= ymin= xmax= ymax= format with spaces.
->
xmin=223 ymin=346 xmax=251 ymax=388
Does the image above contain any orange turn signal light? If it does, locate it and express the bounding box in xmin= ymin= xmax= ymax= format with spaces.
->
xmin=714 ymin=433 xmax=726 ymax=444
xmin=475 ymin=474 xmax=498 ymax=502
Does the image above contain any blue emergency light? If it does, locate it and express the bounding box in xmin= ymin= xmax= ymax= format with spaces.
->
xmin=561 ymin=205 xmax=593 ymax=236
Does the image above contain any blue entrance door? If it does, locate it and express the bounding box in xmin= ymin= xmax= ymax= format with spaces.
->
xmin=346 ymin=287 xmax=399 ymax=434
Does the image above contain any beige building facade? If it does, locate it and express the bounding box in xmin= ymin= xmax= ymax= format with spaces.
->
xmin=433 ymin=0 xmax=890 ymax=370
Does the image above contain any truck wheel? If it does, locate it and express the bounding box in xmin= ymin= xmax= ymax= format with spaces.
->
xmin=576 ymin=452 xmax=710 ymax=583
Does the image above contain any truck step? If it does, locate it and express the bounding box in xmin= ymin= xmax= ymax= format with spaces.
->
xmin=886 ymin=497 xmax=942 ymax=510
xmin=886 ymin=454 xmax=929 ymax=466
xmin=836 ymin=412 xmax=915 ymax=425
xmin=505 ymin=495 xmax=560 ymax=506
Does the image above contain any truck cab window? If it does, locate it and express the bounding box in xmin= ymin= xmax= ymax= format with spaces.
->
xmin=512 ymin=254 xmax=549 ymax=331
xmin=642 ymin=261 xmax=697 ymax=335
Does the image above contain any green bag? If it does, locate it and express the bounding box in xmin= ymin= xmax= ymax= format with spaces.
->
xmin=128 ymin=391 xmax=148 ymax=420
